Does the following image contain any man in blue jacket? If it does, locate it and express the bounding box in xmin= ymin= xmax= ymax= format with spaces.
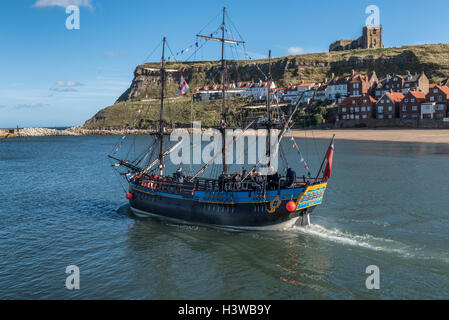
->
xmin=285 ymin=166 xmax=296 ymax=187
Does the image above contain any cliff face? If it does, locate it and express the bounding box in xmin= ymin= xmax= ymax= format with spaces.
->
xmin=84 ymin=44 xmax=449 ymax=129
xmin=116 ymin=44 xmax=449 ymax=102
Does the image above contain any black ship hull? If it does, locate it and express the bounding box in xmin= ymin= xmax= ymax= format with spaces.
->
xmin=127 ymin=181 xmax=327 ymax=230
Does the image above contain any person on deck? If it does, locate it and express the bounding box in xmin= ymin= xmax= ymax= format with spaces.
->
xmin=254 ymin=171 xmax=265 ymax=191
xmin=267 ymin=171 xmax=280 ymax=190
xmin=218 ymin=171 xmax=227 ymax=191
xmin=285 ymin=166 xmax=296 ymax=187
xmin=174 ymin=167 xmax=184 ymax=183
xmin=232 ymin=172 xmax=241 ymax=190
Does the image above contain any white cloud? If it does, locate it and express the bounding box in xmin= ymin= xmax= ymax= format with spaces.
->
xmin=49 ymin=80 xmax=83 ymax=93
xmin=33 ymin=0 xmax=93 ymax=9
xmin=104 ymin=52 xmax=125 ymax=57
xmin=56 ymin=80 xmax=83 ymax=88
xmin=287 ymin=46 xmax=305 ymax=55
xmin=14 ymin=103 xmax=49 ymax=109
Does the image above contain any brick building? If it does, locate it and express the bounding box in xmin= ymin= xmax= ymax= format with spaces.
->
xmin=374 ymin=72 xmax=429 ymax=99
xmin=348 ymin=72 xmax=378 ymax=97
xmin=400 ymin=91 xmax=426 ymax=119
xmin=338 ymin=95 xmax=377 ymax=120
xmin=425 ymin=85 xmax=449 ymax=119
xmin=375 ymin=92 xmax=404 ymax=119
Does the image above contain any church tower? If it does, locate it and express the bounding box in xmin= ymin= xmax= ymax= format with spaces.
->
xmin=362 ymin=25 xmax=383 ymax=49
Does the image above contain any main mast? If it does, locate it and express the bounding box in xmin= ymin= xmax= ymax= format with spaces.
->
xmin=158 ymin=37 xmax=166 ymax=176
xmin=220 ymin=7 xmax=227 ymax=173
xmin=195 ymin=7 xmax=245 ymax=174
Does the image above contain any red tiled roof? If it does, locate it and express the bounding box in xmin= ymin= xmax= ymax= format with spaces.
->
xmin=385 ymin=92 xmax=404 ymax=103
xmin=339 ymin=95 xmax=377 ymax=106
xmin=408 ymin=91 xmax=426 ymax=100
xmin=437 ymin=85 xmax=449 ymax=96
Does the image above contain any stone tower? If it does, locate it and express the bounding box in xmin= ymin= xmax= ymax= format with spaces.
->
xmin=362 ymin=25 xmax=383 ymax=49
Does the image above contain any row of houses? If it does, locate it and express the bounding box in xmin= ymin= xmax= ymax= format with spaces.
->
xmin=338 ymin=84 xmax=449 ymax=121
xmin=192 ymin=71 xmax=449 ymax=121
xmin=193 ymin=81 xmax=276 ymax=102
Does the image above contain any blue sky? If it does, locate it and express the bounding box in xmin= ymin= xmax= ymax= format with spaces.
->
xmin=1 ymin=0 xmax=448 ymax=128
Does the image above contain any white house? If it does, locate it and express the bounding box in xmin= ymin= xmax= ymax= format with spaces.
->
xmin=421 ymin=102 xmax=436 ymax=119
xmin=326 ymin=76 xmax=349 ymax=102
xmin=251 ymin=81 xmax=276 ymax=101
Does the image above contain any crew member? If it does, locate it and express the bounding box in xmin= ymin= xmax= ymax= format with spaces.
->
xmin=286 ymin=166 xmax=296 ymax=187
xmin=174 ymin=167 xmax=185 ymax=183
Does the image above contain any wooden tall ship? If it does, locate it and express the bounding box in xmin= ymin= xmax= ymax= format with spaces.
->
xmin=109 ymin=8 xmax=334 ymax=230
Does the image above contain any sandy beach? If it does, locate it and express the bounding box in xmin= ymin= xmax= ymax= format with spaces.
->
xmin=291 ymin=129 xmax=449 ymax=144
xmin=2 ymin=127 xmax=449 ymax=144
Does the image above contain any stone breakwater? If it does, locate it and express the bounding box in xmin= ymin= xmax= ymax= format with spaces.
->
xmin=11 ymin=127 xmax=156 ymax=137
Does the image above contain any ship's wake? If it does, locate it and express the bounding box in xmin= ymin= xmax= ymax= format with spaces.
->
xmin=292 ymin=224 xmax=415 ymax=258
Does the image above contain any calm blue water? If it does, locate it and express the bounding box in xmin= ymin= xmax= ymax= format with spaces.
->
xmin=0 ymin=135 xmax=448 ymax=299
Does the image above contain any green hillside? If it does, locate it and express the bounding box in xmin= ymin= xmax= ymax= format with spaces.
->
xmin=84 ymin=44 xmax=449 ymax=129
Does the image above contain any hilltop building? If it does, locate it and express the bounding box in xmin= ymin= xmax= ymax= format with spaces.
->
xmin=329 ymin=25 xmax=383 ymax=52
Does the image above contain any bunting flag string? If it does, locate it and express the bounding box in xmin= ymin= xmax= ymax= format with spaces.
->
xmin=290 ymin=135 xmax=312 ymax=177
xmin=166 ymin=29 xmax=221 ymax=61
xmin=164 ymin=26 xmax=268 ymax=84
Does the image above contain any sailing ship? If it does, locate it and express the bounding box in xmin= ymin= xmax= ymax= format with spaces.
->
xmin=109 ymin=8 xmax=334 ymax=230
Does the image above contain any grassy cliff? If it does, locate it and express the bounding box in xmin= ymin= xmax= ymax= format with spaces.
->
xmin=84 ymin=44 xmax=449 ymax=129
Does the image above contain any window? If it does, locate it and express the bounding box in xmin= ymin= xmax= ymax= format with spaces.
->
xmin=430 ymin=96 xmax=435 ymax=102
xmin=394 ymin=77 xmax=398 ymax=81
xmin=342 ymin=107 xmax=346 ymax=112
xmin=367 ymin=106 xmax=371 ymax=111
xmin=378 ymin=115 xmax=384 ymax=119
xmin=434 ymin=89 xmax=438 ymax=93
xmin=437 ymin=105 xmax=444 ymax=110
xmin=350 ymin=107 xmax=354 ymax=112
xmin=342 ymin=115 xmax=347 ymax=120
xmin=402 ymin=115 xmax=407 ymax=119
xmin=378 ymin=106 xmax=384 ymax=113
xmin=352 ymin=100 xmax=355 ymax=104
xmin=386 ymin=85 xmax=389 ymax=89
xmin=355 ymin=115 xmax=359 ymax=119
xmin=405 ymin=99 xmax=409 ymax=102
xmin=388 ymin=106 xmax=393 ymax=111
xmin=361 ymin=107 xmax=366 ymax=112
xmin=355 ymin=107 xmax=359 ymax=112
xmin=412 ymin=106 xmax=418 ymax=111
xmin=437 ymin=114 xmax=443 ymax=119
xmin=405 ymin=83 xmax=410 ymax=88
xmin=362 ymin=114 xmax=367 ymax=119
xmin=438 ymin=96 xmax=442 ymax=102
xmin=402 ymin=106 xmax=406 ymax=111
xmin=412 ymin=114 xmax=418 ymax=119
xmin=411 ymin=98 xmax=415 ymax=102
xmin=388 ymin=115 xmax=393 ymax=119
xmin=381 ymin=99 xmax=384 ymax=103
